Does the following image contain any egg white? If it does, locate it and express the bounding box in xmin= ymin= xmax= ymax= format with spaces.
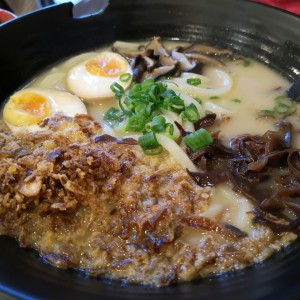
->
xmin=66 ymin=51 xmax=132 ymax=103
xmin=4 ymin=88 xmax=87 ymax=134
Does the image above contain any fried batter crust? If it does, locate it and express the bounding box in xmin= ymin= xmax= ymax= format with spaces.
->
xmin=0 ymin=114 xmax=296 ymax=286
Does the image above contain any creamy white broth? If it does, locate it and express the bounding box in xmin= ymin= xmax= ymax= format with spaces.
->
xmin=207 ymin=61 xmax=293 ymax=144
xmin=26 ymin=44 xmax=298 ymax=236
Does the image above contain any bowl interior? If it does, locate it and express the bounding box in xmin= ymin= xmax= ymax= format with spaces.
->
xmin=0 ymin=0 xmax=299 ymax=299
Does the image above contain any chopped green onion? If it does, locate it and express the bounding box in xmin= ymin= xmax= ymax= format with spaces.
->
xmin=118 ymin=96 xmax=132 ymax=115
xmin=187 ymin=78 xmax=201 ymax=86
xmin=110 ymin=82 xmax=125 ymax=96
xmin=209 ymin=96 xmax=220 ymax=100
xmin=103 ymin=107 xmax=126 ymax=126
xmin=120 ymin=73 xmax=132 ymax=82
xmin=274 ymin=103 xmax=290 ymax=114
xmin=179 ymin=111 xmax=187 ymax=121
xmin=275 ymin=95 xmax=286 ymax=101
xmin=259 ymin=109 xmax=275 ymax=116
xmin=107 ymin=79 xmax=197 ymax=142
xmin=170 ymin=103 xmax=185 ymax=111
xmin=160 ymin=90 xmax=185 ymax=112
xmin=243 ymin=59 xmax=251 ymax=67
xmin=232 ymin=98 xmax=241 ymax=103
xmin=165 ymin=123 xmax=174 ymax=136
xmin=184 ymin=103 xmax=200 ymax=123
xmin=150 ymin=110 xmax=162 ymax=119
xmin=205 ymin=110 xmax=213 ymax=115
xmin=275 ymin=96 xmax=293 ymax=107
xmin=104 ymin=107 xmax=120 ymax=120
xmin=194 ymin=97 xmax=202 ymax=104
xmin=139 ymin=132 xmax=160 ymax=149
xmin=259 ymin=95 xmax=294 ymax=117
xmin=134 ymin=103 xmax=148 ymax=116
xmin=144 ymin=122 xmax=152 ymax=132
xmin=143 ymin=146 xmax=163 ymax=155
xmin=142 ymin=78 xmax=155 ymax=89
xmin=125 ymin=115 xmax=145 ymax=131
xmin=151 ymin=116 xmax=166 ymax=133
xmin=183 ymin=128 xmax=213 ymax=152
xmin=124 ymin=98 xmax=135 ymax=111
xmin=138 ymin=132 xmax=163 ymax=155
xmin=146 ymin=103 xmax=154 ymax=115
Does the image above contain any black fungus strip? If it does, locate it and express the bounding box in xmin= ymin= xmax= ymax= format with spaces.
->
xmin=252 ymin=208 xmax=300 ymax=233
xmin=95 ymin=134 xmax=138 ymax=145
xmin=224 ymin=224 xmax=248 ymax=238
xmin=174 ymin=121 xmax=189 ymax=137
xmin=194 ymin=113 xmax=216 ymax=131
xmin=187 ymin=169 xmax=229 ymax=186
xmin=186 ymin=120 xmax=300 ymax=233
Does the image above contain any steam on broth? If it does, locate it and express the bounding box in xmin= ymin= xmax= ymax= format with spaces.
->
xmin=0 ymin=37 xmax=299 ymax=286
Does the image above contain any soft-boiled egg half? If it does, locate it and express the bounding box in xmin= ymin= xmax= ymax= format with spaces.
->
xmin=67 ymin=51 xmax=133 ymax=103
xmin=3 ymin=88 xmax=87 ymax=134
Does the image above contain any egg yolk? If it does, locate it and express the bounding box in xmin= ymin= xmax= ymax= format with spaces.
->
xmin=3 ymin=92 xmax=52 ymax=126
xmin=85 ymin=53 xmax=127 ymax=78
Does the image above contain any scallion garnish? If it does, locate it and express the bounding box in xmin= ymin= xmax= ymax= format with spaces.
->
xmin=120 ymin=73 xmax=132 ymax=82
xmin=232 ymin=98 xmax=241 ymax=103
xmin=243 ymin=59 xmax=251 ymax=67
xmin=151 ymin=115 xmax=166 ymax=133
xmin=205 ymin=110 xmax=213 ymax=115
xmin=275 ymin=95 xmax=293 ymax=107
xmin=184 ymin=103 xmax=200 ymax=123
xmin=165 ymin=123 xmax=174 ymax=136
xmin=138 ymin=132 xmax=163 ymax=155
xmin=258 ymin=95 xmax=295 ymax=117
xmin=126 ymin=115 xmax=145 ymax=131
xmin=134 ymin=103 xmax=147 ymax=116
xmin=209 ymin=96 xmax=219 ymax=100
xmin=104 ymin=107 xmax=126 ymax=126
xmin=194 ymin=97 xmax=202 ymax=104
xmin=109 ymin=79 xmax=187 ymax=135
xmin=259 ymin=109 xmax=275 ymax=116
xmin=274 ymin=103 xmax=290 ymax=114
xmin=110 ymin=82 xmax=125 ymax=97
xmin=106 ymin=78 xmax=205 ymax=154
xmin=274 ymin=95 xmax=294 ymax=114
xmin=110 ymin=79 xmax=187 ymax=131
xmin=183 ymin=128 xmax=213 ymax=152
xmin=144 ymin=122 xmax=152 ymax=132
xmin=118 ymin=96 xmax=131 ymax=115
xmin=187 ymin=78 xmax=201 ymax=86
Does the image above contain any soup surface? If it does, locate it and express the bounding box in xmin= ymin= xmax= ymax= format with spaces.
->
xmin=0 ymin=38 xmax=299 ymax=286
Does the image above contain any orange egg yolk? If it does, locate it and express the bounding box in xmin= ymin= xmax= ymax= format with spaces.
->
xmin=85 ymin=54 xmax=127 ymax=78
xmin=4 ymin=92 xmax=52 ymax=126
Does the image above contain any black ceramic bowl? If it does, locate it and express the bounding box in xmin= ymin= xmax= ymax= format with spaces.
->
xmin=0 ymin=0 xmax=300 ymax=299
